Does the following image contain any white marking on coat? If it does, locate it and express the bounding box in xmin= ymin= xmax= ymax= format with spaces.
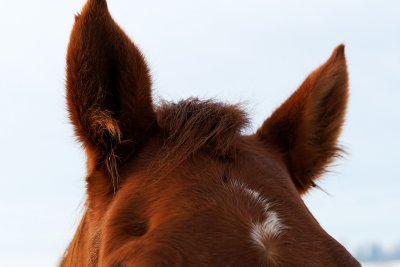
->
xmin=227 ymin=179 xmax=286 ymax=249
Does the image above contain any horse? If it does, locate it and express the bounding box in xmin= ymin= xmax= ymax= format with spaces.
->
xmin=61 ymin=0 xmax=361 ymax=266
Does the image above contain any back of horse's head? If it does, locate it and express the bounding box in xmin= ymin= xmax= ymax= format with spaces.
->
xmin=62 ymin=1 xmax=360 ymax=266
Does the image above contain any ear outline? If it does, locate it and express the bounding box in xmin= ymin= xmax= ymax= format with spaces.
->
xmin=66 ymin=0 xmax=156 ymax=191
xmin=256 ymin=45 xmax=349 ymax=194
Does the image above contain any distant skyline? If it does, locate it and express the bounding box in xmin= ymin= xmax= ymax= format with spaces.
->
xmin=0 ymin=0 xmax=399 ymax=266
xmin=357 ymin=243 xmax=400 ymax=262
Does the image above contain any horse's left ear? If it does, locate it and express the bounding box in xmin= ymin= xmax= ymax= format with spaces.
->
xmin=66 ymin=0 xmax=155 ymax=175
xmin=256 ymin=45 xmax=349 ymax=194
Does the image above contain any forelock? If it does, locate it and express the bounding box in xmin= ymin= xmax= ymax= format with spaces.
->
xmin=156 ymin=98 xmax=248 ymax=162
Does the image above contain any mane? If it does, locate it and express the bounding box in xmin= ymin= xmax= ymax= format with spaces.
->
xmin=154 ymin=98 xmax=249 ymax=172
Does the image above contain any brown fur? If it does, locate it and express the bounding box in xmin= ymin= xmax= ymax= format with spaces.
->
xmin=257 ymin=45 xmax=348 ymax=194
xmin=66 ymin=0 xmax=156 ymax=192
xmin=61 ymin=0 xmax=360 ymax=266
xmin=153 ymin=99 xmax=248 ymax=175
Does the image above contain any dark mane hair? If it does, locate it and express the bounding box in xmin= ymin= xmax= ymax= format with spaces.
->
xmin=156 ymin=99 xmax=248 ymax=166
xmin=145 ymin=98 xmax=248 ymax=177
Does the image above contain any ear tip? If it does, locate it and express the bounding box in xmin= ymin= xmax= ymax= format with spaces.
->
xmin=81 ymin=0 xmax=109 ymax=16
xmin=88 ymin=0 xmax=108 ymax=6
xmin=331 ymin=44 xmax=346 ymax=61
xmin=336 ymin=43 xmax=345 ymax=52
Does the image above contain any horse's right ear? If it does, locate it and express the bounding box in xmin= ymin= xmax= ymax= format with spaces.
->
xmin=66 ymin=0 xmax=155 ymax=171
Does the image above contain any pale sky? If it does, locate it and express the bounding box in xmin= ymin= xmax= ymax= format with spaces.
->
xmin=0 ymin=0 xmax=399 ymax=266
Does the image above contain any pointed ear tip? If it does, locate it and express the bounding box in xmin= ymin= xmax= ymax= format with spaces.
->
xmin=81 ymin=0 xmax=109 ymax=15
xmin=332 ymin=44 xmax=346 ymax=61
xmin=88 ymin=0 xmax=108 ymax=6
xmin=337 ymin=43 xmax=345 ymax=51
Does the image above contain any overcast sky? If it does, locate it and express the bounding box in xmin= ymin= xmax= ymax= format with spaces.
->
xmin=0 ymin=0 xmax=399 ymax=266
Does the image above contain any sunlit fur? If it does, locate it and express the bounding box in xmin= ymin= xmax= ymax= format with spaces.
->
xmin=61 ymin=0 xmax=360 ymax=266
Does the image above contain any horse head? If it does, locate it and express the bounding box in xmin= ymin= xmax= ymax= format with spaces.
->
xmin=62 ymin=1 xmax=360 ymax=266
